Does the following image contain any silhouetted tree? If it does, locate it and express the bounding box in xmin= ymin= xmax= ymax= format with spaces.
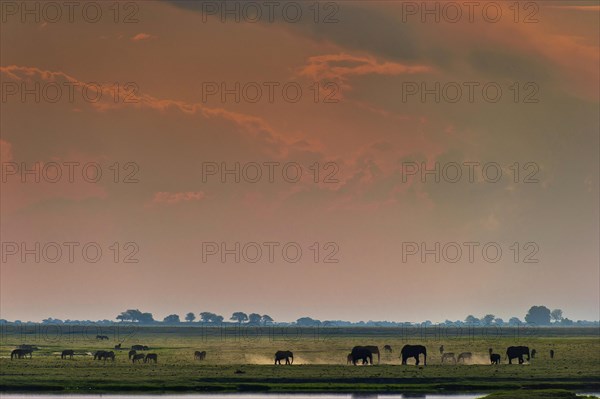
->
xmin=116 ymin=309 xmax=154 ymax=323
xmin=465 ymin=315 xmax=480 ymax=324
xmin=494 ymin=318 xmax=504 ymax=325
xmin=248 ymin=313 xmax=262 ymax=325
xmin=200 ymin=312 xmax=215 ymax=323
xmin=551 ymin=309 xmax=563 ymax=323
xmin=185 ymin=312 xmax=196 ymax=323
xmin=200 ymin=312 xmax=223 ymax=323
xmin=482 ymin=314 xmax=495 ymax=325
xmin=230 ymin=312 xmax=248 ymax=323
xmin=261 ymin=315 xmax=274 ymax=325
xmin=163 ymin=314 xmax=180 ymax=323
xmin=508 ymin=317 xmax=522 ymax=326
xmin=296 ymin=317 xmax=321 ymax=326
xmin=561 ymin=318 xmax=573 ymax=326
xmin=525 ymin=305 xmax=551 ymax=325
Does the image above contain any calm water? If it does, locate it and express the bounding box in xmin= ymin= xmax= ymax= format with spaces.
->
xmin=1 ymin=394 xmax=598 ymax=398
xmin=0 ymin=394 xmax=487 ymax=399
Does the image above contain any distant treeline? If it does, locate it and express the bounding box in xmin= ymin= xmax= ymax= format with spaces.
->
xmin=1 ymin=305 xmax=598 ymax=327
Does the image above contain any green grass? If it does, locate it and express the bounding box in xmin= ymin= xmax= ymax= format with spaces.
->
xmin=1 ymin=326 xmax=599 ymax=395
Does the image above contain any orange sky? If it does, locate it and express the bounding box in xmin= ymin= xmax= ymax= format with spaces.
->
xmin=1 ymin=1 xmax=598 ymax=323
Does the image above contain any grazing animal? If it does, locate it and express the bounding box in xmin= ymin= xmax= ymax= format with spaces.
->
xmin=61 ymin=350 xmax=75 ymax=359
xmin=10 ymin=349 xmax=32 ymax=360
xmin=383 ymin=345 xmax=393 ymax=353
xmin=142 ymin=345 xmax=149 ymax=350
xmin=364 ymin=346 xmax=380 ymax=363
xmin=506 ymin=346 xmax=530 ymax=364
xmin=274 ymin=350 xmax=294 ymax=365
xmin=441 ymin=352 xmax=456 ymax=363
xmin=131 ymin=345 xmax=145 ymax=351
xmin=457 ymin=352 xmax=472 ymax=363
xmin=132 ymin=353 xmax=145 ymax=363
xmin=94 ymin=351 xmax=114 ymax=361
xmin=531 ymin=349 xmax=537 ymax=359
xmin=114 ymin=343 xmax=122 ymax=350
xmin=401 ymin=345 xmax=427 ymax=366
xmin=489 ymin=348 xmax=501 ymax=365
xmin=194 ymin=351 xmax=206 ymax=360
xmin=350 ymin=346 xmax=373 ymax=365
xmin=346 ymin=353 xmax=353 ymax=364
xmin=128 ymin=350 xmax=137 ymax=360
xmin=144 ymin=353 xmax=158 ymax=363
xmin=439 ymin=345 xmax=444 ymax=355
xmin=101 ymin=351 xmax=115 ymax=361
xmin=96 ymin=335 xmax=109 ymax=340
xmin=550 ymin=349 xmax=555 ymax=359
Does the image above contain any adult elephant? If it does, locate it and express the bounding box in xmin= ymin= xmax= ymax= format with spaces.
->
xmin=401 ymin=345 xmax=427 ymax=366
xmin=350 ymin=346 xmax=373 ymax=365
xmin=274 ymin=350 xmax=293 ymax=365
xmin=364 ymin=346 xmax=380 ymax=363
xmin=506 ymin=346 xmax=530 ymax=364
xmin=61 ymin=350 xmax=75 ymax=359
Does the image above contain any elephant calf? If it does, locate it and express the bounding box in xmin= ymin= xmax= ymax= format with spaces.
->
xmin=489 ymin=348 xmax=501 ymax=365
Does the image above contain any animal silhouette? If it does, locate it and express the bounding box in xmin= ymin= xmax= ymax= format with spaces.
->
xmin=457 ymin=352 xmax=472 ymax=363
xmin=128 ymin=350 xmax=137 ymax=360
xmin=383 ymin=345 xmax=393 ymax=353
xmin=439 ymin=345 xmax=444 ymax=354
xmin=401 ymin=345 xmax=427 ymax=366
xmin=132 ymin=353 xmax=145 ymax=363
xmin=489 ymin=348 xmax=501 ymax=365
xmin=274 ymin=350 xmax=293 ymax=365
xmin=550 ymin=349 xmax=555 ymax=359
xmin=144 ymin=353 xmax=158 ymax=363
xmin=10 ymin=349 xmax=32 ymax=359
xmin=194 ymin=351 xmax=206 ymax=360
xmin=531 ymin=349 xmax=537 ymax=358
xmin=506 ymin=346 xmax=530 ymax=364
xmin=350 ymin=346 xmax=373 ymax=365
xmin=61 ymin=350 xmax=74 ymax=359
xmin=346 ymin=353 xmax=353 ymax=364
xmin=441 ymin=352 xmax=456 ymax=363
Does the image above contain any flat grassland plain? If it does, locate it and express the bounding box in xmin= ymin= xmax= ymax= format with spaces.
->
xmin=1 ymin=326 xmax=599 ymax=398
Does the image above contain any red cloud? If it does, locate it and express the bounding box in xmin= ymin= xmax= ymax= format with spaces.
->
xmin=131 ymin=33 xmax=155 ymax=42
xmin=152 ymin=191 xmax=206 ymax=205
xmin=298 ymin=53 xmax=433 ymax=90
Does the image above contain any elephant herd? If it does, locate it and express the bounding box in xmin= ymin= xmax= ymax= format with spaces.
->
xmin=9 ymin=343 xmax=554 ymax=366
